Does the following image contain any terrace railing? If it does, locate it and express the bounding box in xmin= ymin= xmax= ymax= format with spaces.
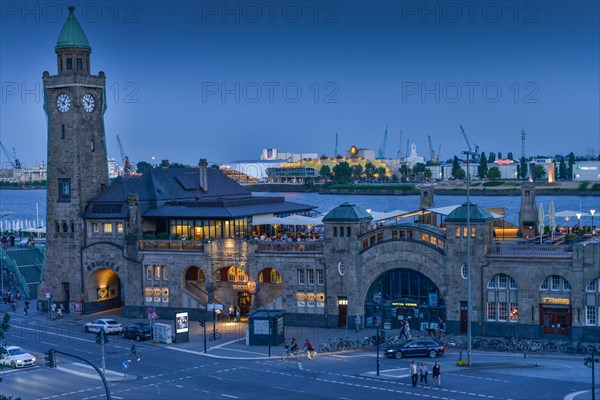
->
xmin=485 ymin=243 xmax=573 ymax=258
xmin=139 ymin=239 xmax=205 ymax=252
xmin=254 ymin=241 xmax=324 ymax=254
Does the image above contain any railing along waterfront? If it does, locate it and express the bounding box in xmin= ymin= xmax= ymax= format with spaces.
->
xmin=359 ymin=223 xmax=446 ymax=255
xmin=485 ymin=243 xmax=573 ymax=258
xmin=254 ymin=241 xmax=324 ymax=254
xmin=139 ymin=239 xmax=205 ymax=252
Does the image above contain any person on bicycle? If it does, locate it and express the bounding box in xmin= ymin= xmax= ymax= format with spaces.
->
xmin=289 ymin=338 xmax=299 ymax=354
xmin=303 ymin=339 xmax=315 ymax=352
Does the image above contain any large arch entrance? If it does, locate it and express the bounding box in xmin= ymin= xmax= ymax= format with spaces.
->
xmin=255 ymin=267 xmax=283 ymax=309
xmin=86 ymin=268 xmax=122 ymax=313
xmin=364 ymin=268 xmax=445 ymax=332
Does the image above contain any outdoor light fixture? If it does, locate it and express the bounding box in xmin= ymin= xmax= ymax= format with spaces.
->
xmin=576 ymin=212 xmax=582 ymax=226
xmin=590 ymin=209 xmax=596 ymax=227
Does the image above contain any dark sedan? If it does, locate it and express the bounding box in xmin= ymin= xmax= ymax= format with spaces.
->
xmin=120 ymin=323 xmax=153 ymax=341
xmin=385 ymin=339 xmax=445 ymax=359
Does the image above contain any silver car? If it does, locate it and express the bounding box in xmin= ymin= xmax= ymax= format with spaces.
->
xmin=84 ymin=318 xmax=122 ymax=334
xmin=0 ymin=346 xmax=36 ymax=368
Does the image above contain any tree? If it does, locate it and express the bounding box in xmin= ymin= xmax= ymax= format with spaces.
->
xmin=364 ymin=162 xmax=376 ymax=180
xmin=559 ymin=157 xmax=567 ymax=180
xmin=332 ymin=161 xmax=352 ymax=184
xmin=391 ymin=173 xmax=399 ymax=183
xmin=507 ymin=152 xmax=514 ymax=160
xmin=399 ymin=164 xmax=410 ymax=182
xmin=454 ymin=168 xmax=466 ymax=180
xmin=451 ymin=156 xmax=462 ymax=179
xmin=210 ymin=164 xmax=220 ymax=170
xmin=351 ymin=164 xmax=363 ymax=181
xmin=519 ymin=157 xmax=528 ymax=180
xmin=488 ymin=152 xmax=496 ymax=163
xmin=424 ymin=168 xmax=432 ymax=181
xmin=375 ymin=166 xmax=388 ymax=181
xmin=478 ymin=153 xmax=488 ymax=179
xmin=487 ymin=166 xmax=501 ymax=180
xmin=567 ymin=152 xmax=575 ymax=180
xmin=319 ymin=165 xmax=332 ymax=180
xmin=136 ymin=161 xmax=154 ymax=173
xmin=534 ymin=164 xmax=546 ymax=180
xmin=497 ymin=152 xmax=502 ymax=160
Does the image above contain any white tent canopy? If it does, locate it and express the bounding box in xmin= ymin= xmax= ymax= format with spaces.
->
xmin=425 ymin=205 xmax=504 ymax=219
xmin=368 ymin=210 xmax=409 ymax=221
xmin=555 ymin=210 xmax=590 ymax=218
xmin=253 ymin=215 xmax=323 ymax=226
xmin=22 ymin=227 xmax=46 ymax=234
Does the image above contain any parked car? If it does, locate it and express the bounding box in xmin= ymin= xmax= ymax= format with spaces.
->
xmin=84 ymin=319 xmax=122 ymax=334
xmin=384 ymin=339 xmax=445 ymax=359
xmin=0 ymin=346 xmax=36 ymax=368
xmin=121 ymin=323 xmax=153 ymax=341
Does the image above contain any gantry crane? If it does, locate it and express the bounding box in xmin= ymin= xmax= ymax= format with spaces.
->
xmin=0 ymin=141 xmax=20 ymax=169
xmin=378 ymin=124 xmax=388 ymax=159
xmin=427 ymin=135 xmax=435 ymax=163
xmin=459 ymin=125 xmax=479 ymax=162
xmin=116 ymin=135 xmax=132 ymax=176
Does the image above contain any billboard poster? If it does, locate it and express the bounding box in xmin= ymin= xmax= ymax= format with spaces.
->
xmin=175 ymin=312 xmax=189 ymax=334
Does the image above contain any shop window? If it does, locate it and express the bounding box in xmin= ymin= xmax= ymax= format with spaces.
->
xmin=487 ymin=302 xmax=496 ymax=320
xmin=509 ymin=303 xmax=518 ymax=322
xmin=297 ymin=269 xmax=305 ymax=285
xmin=586 ymin=306 xmax=597 ymax=326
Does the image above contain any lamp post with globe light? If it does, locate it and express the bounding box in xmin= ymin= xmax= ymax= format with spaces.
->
xmin=576 ymin=213 xmax=582 ymax=231
xmin=590 ymin=209 xmax=596 ymax=228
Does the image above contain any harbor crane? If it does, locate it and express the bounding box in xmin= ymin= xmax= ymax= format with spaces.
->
xmin=116 ymin=135 xmax=132 ymax=176
xmin=396 ymin=130 xmax=403 ymax=160
xmin=0 ymin=141 xmax=21 ymax=169
xmin=378 ymin=124 xmax=388 ymax=159
xmin=436 ymin=144 xmax=441 ymax=164
xmin=427 ymin=135 xmax=435 ymax=163
xmin=459 ymin=125 xmax=479 ymax=162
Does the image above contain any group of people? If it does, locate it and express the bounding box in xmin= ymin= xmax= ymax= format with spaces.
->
xmin=410 ymin=360 xmax=441 ymax=387
xmin=252 ymin=234 xmax=325 ymax=242
xmin=1 ymin=234 xmax=15 ymax=249
xmin=287 ymin=338 xmax=315 ymax=354
xmin=228 ymin=305 xmax=241 ymax=322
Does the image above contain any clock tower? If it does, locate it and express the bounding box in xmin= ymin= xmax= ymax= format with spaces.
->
xmin=40 ymin=6 xmax=109 ymax=308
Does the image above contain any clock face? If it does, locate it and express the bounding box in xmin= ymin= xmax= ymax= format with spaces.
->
xmin=56 ymin=93 xmax=71 ymax=113
xmin=82 ymin=93 xmax=95 ymax=112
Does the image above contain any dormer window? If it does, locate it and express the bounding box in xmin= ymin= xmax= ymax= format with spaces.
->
xmin=66 ymin=58 xmax=73 ymax=70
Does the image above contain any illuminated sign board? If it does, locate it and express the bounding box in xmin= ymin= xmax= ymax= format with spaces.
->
xmin=391 ymin=301 xmax=418 ymax=307
xmin=576 ymin=166 xmax=598 ymax=171
xmin=542 ymin=297 xmax=570 ymax=305
xmin=175 ymin=312 xmax=189 ymax=334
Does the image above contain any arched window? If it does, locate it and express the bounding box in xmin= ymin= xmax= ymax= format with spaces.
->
xmin=271 ymin=269 xmax=281 ymax=283
xmin=486 ymin=274 xmax=518 ymax=322
xmin=227 ymin=267 xmax=247 ymax=282
xmin=540 ymin=275 xmax=571 ymax=292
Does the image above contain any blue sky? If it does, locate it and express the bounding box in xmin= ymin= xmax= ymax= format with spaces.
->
xmin=1 ymin=0 xmax=598 ymax=167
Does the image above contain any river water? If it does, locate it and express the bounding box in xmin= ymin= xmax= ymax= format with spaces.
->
xmin=1 ymin=189 xmax=598 ymax=227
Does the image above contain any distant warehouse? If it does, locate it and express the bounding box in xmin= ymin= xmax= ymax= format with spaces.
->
xmin=573 ymin=161 xmax=600 ymax=181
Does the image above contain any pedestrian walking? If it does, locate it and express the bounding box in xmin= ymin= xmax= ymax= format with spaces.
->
xmin=50 ymin=303 xmax=56 ymax=320
xmin=409 ymin=360 xmax=418 ymax=387
xmin=419 ymin=362 xmax=429 ymax=386
xmin=437 ymin=317 xmax=445 ymax=338
xmin=405 ymin=320 xmax=411 ymax=339
xmin=130 ymin=340 xmax=140 ymax=361
xmin=24 ymin=300 xmax=30 ymax=316
xmin=432 ymin=361 xmax=441 ymax=387
xmin=354 ymin=314 xmax=361 ymax=333
xmin=399 ymin=321 xmax=407 ymax=339
xmin=228 ymin=305 xmax=235 ymax=322
xmin=235 ymin=307 xmax=241 ymax=322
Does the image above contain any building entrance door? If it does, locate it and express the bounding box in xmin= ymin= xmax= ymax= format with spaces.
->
xmin=338 ymin=304 xmax=347 ymax=328
xmin=460 ymin=302 xmax=468 ymax=334
xmin=238 ymin=292 xmax=251 ymax=314
xmin=540 ymin=304 xmax=571 ymax=336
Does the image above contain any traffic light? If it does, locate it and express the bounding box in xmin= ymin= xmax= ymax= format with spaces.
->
xmin=44 ymin=348 xmax=56 ymax=368
xmin=584 ymin=356 xmax=599 ymax=368
xmin=95 ymin=330 xmax=108 ymax=344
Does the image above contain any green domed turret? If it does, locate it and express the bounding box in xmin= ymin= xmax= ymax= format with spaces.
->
xmin=55 ymin=6 xmax=90 ymax=50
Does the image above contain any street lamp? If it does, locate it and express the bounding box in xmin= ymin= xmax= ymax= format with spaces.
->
xmin=576 ymin=212 xmax=582 ymax=229
xmin=462 ymin=149 xmax=472 ymax=366
xmin=590 ymin=209 xmax=596 ymax=228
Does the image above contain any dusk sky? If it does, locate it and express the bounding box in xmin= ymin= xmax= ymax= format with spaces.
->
xmin=1 ymin=0 xmax=599 ymax=168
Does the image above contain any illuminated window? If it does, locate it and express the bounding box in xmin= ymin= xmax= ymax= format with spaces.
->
xmin=455 ymin=227 xmax=460 ymax=238
xmin=117 ymin=223 xmax=124 ymax=233
xmin=471 ymin=227 xmax=476 ymax=237
xmin=487 ymin=302 xmax=496 ymax=320
xmin=463 ymin=227 xmax=467 ymax=237
xmin=103 ymin=223 xmax=113 ymax=233
xmin=509 ymin=303 xmax=518 ymax=322
xmin=146 ymin=265 xmax=152 ymax=280
xmin=270 ymin=269 xmax=281 ymax=283
xmin=155 ymin=265 xmax=161 ymax=280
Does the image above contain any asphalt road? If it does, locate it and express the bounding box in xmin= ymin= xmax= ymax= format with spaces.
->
xmin=0 ymin=313 xmax=597 ymax=400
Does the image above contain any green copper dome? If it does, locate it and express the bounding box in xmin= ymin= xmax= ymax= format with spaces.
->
xmin=323 ymin=203 xmax=373 ymax=222
xmin=55 ymin=6 xmax=90 ymax=50
xmin=445 ymin=202 xmax=495 ymax=223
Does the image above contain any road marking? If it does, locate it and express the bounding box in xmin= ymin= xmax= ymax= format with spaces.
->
xmin=564 ymin=390 xmax=589 ymax=400
xmin=221 ymin=395 xmax=238 ymax=398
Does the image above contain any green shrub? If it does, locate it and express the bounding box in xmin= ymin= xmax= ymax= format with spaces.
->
xmin=591 ymin=183 xmax=600 ymax=192
xmin=482 ymin=181 xmax=505 ymax=187
xmin=578 ymin=181 xmax=589 ymax=190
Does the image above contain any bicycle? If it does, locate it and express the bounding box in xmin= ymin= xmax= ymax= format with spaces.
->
xmin=282 ymin=346 xmax=307 ymax=361
xmin=209 ymin=331 xmax=221 ymax=341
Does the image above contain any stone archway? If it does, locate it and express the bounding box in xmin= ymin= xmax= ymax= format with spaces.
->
xmin=85 ymin=268 xmax=122 ymax=313
xmin=183 ymin=266 xmax=207 ymax=303
xmin=363 ymin=268 xmax=445 ymax=332
xmin=255 ymin=267 xmax=283 ymax=309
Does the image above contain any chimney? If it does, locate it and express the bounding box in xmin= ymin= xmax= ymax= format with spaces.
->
xmin=199 ymin=159 xmax=208 ymax=192
xmin=160 ymin=159 xmax=170 ymax=168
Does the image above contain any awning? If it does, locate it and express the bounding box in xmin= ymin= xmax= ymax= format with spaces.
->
xmin=253 ymin=215 xmax=323 ymax=226
xmin=368 ymin=210 xmax=408 ymax=221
